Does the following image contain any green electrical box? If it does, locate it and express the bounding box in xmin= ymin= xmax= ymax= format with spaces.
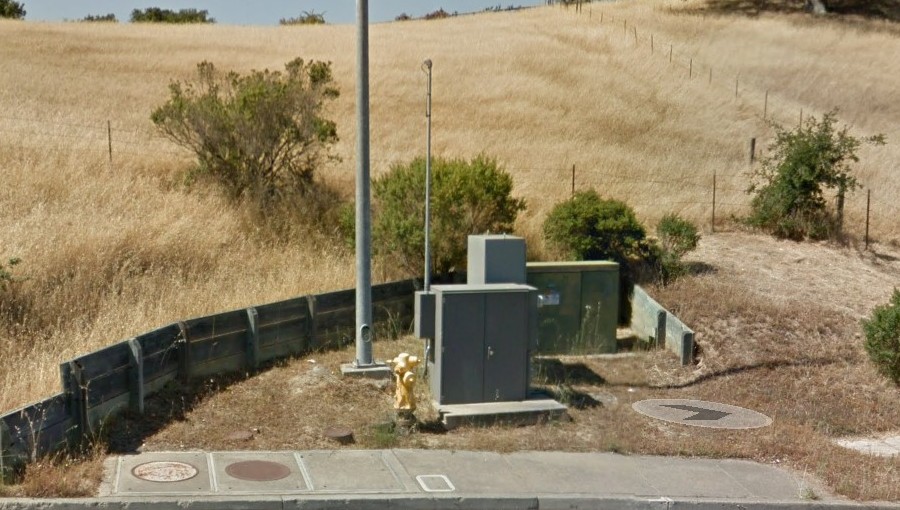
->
xmin=526 ymin=261 xmax=619 ymax=354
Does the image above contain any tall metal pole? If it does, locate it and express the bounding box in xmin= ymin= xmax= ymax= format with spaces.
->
xmin=355 ymin=0 xmax=373 ymax=367
xmin=423 ymin=59 xmax=433 ymax=293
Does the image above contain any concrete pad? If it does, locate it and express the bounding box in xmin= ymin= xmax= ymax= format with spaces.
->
xmin=211 ymin=452 xmax=309 ymax=494
xmin=715 ymin=459 xmax=806 ymax=499
xmin=339 ymin=362 xmax=392 ymax=379
xmin=438 ymin=398 xmax=568 ymax=429
xmin=835 ymin=435 xmax=900 ymax=457
xmin=115 ymin=452 xmax=212 ymax=495
xmin=299 ymin=450 xmax=405 ymax=492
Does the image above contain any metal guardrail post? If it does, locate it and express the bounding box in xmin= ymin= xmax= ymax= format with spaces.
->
xmin=177 ymin=322 xmax=191 ymax=383
xmin=128 ymin=338 xmax=145 ymax=415
xmin=246 ymin=308 xmax=260 ymax=370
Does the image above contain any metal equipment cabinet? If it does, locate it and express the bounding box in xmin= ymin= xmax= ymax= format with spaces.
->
xmin=430 ymin=284 xmax=537 ymax=405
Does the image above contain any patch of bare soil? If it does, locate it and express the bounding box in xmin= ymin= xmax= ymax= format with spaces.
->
xmin=10 ymin=233 xmax=898 ymax=500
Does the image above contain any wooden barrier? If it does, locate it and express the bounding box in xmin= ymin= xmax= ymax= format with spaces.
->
xmin=0 ymin=279 xmax=417 ymax=471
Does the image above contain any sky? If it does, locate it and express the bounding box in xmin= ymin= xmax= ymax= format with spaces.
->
xmin=21 ymin=1 xmax=545 ymax=25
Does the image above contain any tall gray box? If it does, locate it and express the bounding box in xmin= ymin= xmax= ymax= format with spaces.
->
xmin=467 ymin=235 xmax=526 ymax=285
xmin=430 ymin=284 xmax=537 ymax=405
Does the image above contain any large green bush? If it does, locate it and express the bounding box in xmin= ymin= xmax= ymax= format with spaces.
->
xmin=0 ymin=0 xmax=25 ymax=19
xmin=151 ymin=58 xmax=339 ymax=205
xmin=862 ymin=289 xmax=900 ymax=385
xmin=370 ymin=155 xmax=525 ymax=277
xmin=747 ymin=110 xmax=884 ymax=240
xmin=543 ymin=190 xmax=648 ymax=264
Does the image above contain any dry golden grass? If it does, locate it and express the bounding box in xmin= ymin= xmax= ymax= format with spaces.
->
xmin=1 ymin=1 xmax=899 ymax=498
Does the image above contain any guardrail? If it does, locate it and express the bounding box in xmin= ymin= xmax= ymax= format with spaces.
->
xmin=0 ymin=279 xmax=416 ymax=479
xmin=630 ymin=285 xmax=694 ymax=366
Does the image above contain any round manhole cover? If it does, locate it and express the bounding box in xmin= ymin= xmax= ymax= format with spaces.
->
xmin=225 ymin=460 xmax=292 ymax=481
xmin=132 ymin=461 xmax=199 ymax=483
xmin=632 ymin=399 xmax=772 ymax=429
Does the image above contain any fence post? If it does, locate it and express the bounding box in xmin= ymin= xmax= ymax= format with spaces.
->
xmin=177 ymin=322 xmax=191 ymax=383
xmin=571 ymin=164 xmax=575 ymax=197
xmin=799 ymin=108 xmax=804 ymax=127
xmin=735 ymin=75 xmax=739 ymax=98
xmin=651 ymin=34 xmax=654 ymax=53
xmin=623 ymin=19 xmax=627 ymax=38
xmin=689 ymin=58 xmax=692 ymax=79
xmin=107 ymin=120 xmax=112 ymax=165
xmin=865 ymin=189 xmax=871 ymax=251
xmin=127 ymin=338 xmax=144 ymax=415
xmin=764 ymin=90 xmax=769 ymax=120
xmin=633 ymin=26 xmax=638 ymax=45
xmin=246 ymin=307 xmax=260 ymax=370
xmin=711 ymin=171 xmax=717 ymax=234
xmin=708 ymin=67 xmax=712 ymax=85
xmin=750 ymin=137 xmax=757 ymax=165
xmin=669 ymin=44 xmax=673 ymax=63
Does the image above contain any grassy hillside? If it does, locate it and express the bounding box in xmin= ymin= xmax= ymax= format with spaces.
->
xmin=1 ymin=0 xmax=898 ymax=411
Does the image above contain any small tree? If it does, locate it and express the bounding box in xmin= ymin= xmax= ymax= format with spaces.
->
xmin=130 ymin=8 xmax=214 ymax=23
xmin=81 ymin=13 xmax=117 ymax=22
xmin=748 ymin=110 xmax=885 ymax=240
xmin=0 ymin=0 xmax=25 ymax=19
xmin=280 ymin=11 xmax=325 ymax=25
xmin=862 ymin=289 xmax=900 ymax=385
xmin=151 ymin=58 xmax=339 ymax=203
xmin=371 ymin=155 xmax=525 ymax=277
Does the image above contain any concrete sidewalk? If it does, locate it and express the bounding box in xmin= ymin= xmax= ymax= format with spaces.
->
xmin=2 ymin=449 xmax=898 ymax=509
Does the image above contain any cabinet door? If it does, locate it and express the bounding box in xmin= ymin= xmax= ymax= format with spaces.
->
xmin=483 ymin=292 xmax=528 ymax=402
xmin=438 ymin=293 xmax=485 ymax=404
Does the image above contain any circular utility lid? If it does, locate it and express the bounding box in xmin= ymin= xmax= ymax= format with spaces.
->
xmin=632 ymin=399 xmax=772 ymax=429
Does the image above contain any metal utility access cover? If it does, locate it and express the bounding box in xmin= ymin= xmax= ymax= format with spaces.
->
xmin=132 ymin=461 xmax=198 ymax=483
xmin=632 ymin=399 xmax=772 ymax=429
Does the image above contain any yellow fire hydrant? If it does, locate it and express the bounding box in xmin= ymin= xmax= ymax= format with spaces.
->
xmin=391 ymin=352 xmax=420 ymax=413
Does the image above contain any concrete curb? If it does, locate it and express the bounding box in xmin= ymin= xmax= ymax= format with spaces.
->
xmin=1 ymin=495 xmax=898 ymax=510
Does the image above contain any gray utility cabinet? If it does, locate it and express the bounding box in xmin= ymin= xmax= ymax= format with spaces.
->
xmin=467 ymin=235 xmax=526 ymax=285
xmin=430 ymin=284 xmax=537 ymax=405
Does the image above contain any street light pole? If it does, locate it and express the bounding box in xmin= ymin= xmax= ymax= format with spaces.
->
xmin=422 ymin=59 xmax=433 ymax=293
xmin=355 ymin=0 xmax=373 ymax=367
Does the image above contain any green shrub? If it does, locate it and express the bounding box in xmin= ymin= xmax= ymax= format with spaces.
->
xmin=81 ymin=13 xmax=117 ymax=22
xmin=862 ymin=289 xmax=900 ymax=385
xmin=368 ymin=155 xmax=525 ymax=277
xmin=0 ymin=0 xmax=25 ymax=19
xmin=543 ymin=190 xmax=648 ymax=264
xmin=0 ymin=257 xmax=20 ymax=291
xmin=655 ymin=214 xmax=700 ymax=285
xmin=130 ymin=8 xmax=214 ymax=23
xmin=747 ymin=110 xmax=885 ymax=241
xmin=280 ymin=11 xmax=325 ymax=25
xmin=151 ymin=58 xmax=339 ymax=205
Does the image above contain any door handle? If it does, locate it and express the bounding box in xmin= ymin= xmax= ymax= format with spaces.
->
xmin=487 ymin=346 xmax=495 ymax=359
